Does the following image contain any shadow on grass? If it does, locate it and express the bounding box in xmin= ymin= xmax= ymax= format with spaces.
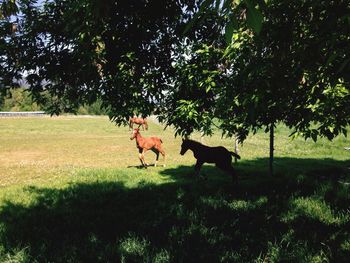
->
xmin=127 ymin=164 xmax=145 ymax=169
xmin=0 ymin=158 xmax=349 ymax=262
xmin=127 ymin=163 xmax=166 ymax=169
xmin=162 ymin=157 xmax=350 ymax=183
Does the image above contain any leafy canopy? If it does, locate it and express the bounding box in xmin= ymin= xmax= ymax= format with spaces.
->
xmin=1 ymin=0 xmax=349 ymax=142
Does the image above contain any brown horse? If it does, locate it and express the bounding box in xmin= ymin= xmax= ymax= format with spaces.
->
xmin=130 ymin=128 xmax=165 ymax=167
xmin=180 ymin=139 xmax=240 ymax=182
xmin=129 ymin=117 xmax=148 ymax=131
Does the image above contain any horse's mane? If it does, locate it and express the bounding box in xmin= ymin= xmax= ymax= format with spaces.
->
xmin=185 ymin=139 xmax=203 ymax=147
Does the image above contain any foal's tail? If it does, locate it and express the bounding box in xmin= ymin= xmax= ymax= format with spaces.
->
xmin=230 ymin=151 xmax=241 ymax=159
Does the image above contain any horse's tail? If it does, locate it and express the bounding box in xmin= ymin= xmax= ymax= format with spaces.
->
xmin=144 ymin=119 xmax=148 ymax=130
xmin=129 ymin=117 xmax=132 ymax=128
xmin=230 ymin=151 xmax=241 ymax=160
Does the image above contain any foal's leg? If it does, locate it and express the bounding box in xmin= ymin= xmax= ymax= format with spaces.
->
xmin=141 ymin=149 xmax=149 ymax=167
xmin=158 ymin=147 xmax=166 ymax=167
xmin=138 ymin=148 xmax=148 ymax=168
xmin=217 ymin=162 xmax=238 ymax=183
xmin=151 ymin=148 xmax=160 ymax=167
xmin=153 ymin=144 xmax=166 ymax=167
xmin=225 ymin=157 xmax=238 ymax=183
xmin=228 ymin=165 xmax=238 ymax=183
xmin=194 ymin=160 xmax=204 ymax=178
xmin=138 ymin=148 xmax=146 ymax=167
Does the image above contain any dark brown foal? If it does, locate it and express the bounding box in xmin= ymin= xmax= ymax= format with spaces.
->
xmin=180 ymin=139 xmax=240 ymax=182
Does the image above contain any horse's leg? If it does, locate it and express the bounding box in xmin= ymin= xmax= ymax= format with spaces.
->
xmin=151 ymin=148 xmax=160 ymax=167
xmin=138 ymin=153 xmax=144 ymax=167
xmin=194 ymin=160 xmax=204 ymax=177
xmin=229 ymin=165 xmax=238 ymax=184
xmin=217 ymin=162 xmax=238 ymax=183
xmin=161 ymin=150 xmax=166 ymax=167
xmin=157 ymin=145 xmax=166 ymax=167
xmin=141 ymin=149 xmax=148 ymax=167
xmin=138 ymin=148 xmax=146 ymax=167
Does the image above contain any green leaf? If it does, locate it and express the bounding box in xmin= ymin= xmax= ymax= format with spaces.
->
xmin=79 ymin=32 xmax=86 ymax=40
xmin=225 ymin=22 xmax=234 ymax=44
xmin=245 ymin=0 xmax=263 ymax=34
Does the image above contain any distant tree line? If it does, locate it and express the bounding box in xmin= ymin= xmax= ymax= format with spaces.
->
xmin=0 ymin=88 xmax=108 ymax=115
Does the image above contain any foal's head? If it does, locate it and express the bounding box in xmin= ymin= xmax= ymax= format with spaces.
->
xmin=130 ymin=128 xmax=140 ymax=140
xmin=180 ymin=139 xmax=192 ymax=155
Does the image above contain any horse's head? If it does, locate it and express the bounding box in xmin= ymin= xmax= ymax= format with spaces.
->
xmin=180 ymin=139 xmax=190 ymax=155
xmin=130 ymin=128 xmax=140 ymax=140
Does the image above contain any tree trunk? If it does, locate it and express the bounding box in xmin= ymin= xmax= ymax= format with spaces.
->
xmin=234 ymin=136 xmax=239 ymax=163
xmin=269 ymin=123 xmax=274 ymax=176
xmin=200 ymin=131 xmax=205 ymax=143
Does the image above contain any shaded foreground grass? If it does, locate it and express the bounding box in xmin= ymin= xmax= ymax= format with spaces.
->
xmin=0 ymin=159 xmax=349 ymax=262
xmin=0 ymin=116 xmax=349 ymax=262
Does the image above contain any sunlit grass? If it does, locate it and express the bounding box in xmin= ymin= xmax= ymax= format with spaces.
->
xmin=0 ymin=116 xmax=349 ymax=262
xmin=282 ymin=196 xmax=350 ymax=226
xmin=0 ymin=116 xmax=348 ymax=187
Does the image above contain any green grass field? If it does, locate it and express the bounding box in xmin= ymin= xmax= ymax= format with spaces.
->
xmin=0 ymin=116 xmax=349 ymax=262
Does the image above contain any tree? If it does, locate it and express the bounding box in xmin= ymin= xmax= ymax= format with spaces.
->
xmin=161 ymin=0 xmax=350 ymax=174
xmin=158 ymin=43 xmax=225 ymax=137
xmin=0 ymin=0 xmax=20 ymax=96
xmin=3 ymin=0 xmax=200 ymax=121
xmin=0 ymin=87 xmax=41 ymax=111
xmin=221 ymin=0 xmax=350 ymax=174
